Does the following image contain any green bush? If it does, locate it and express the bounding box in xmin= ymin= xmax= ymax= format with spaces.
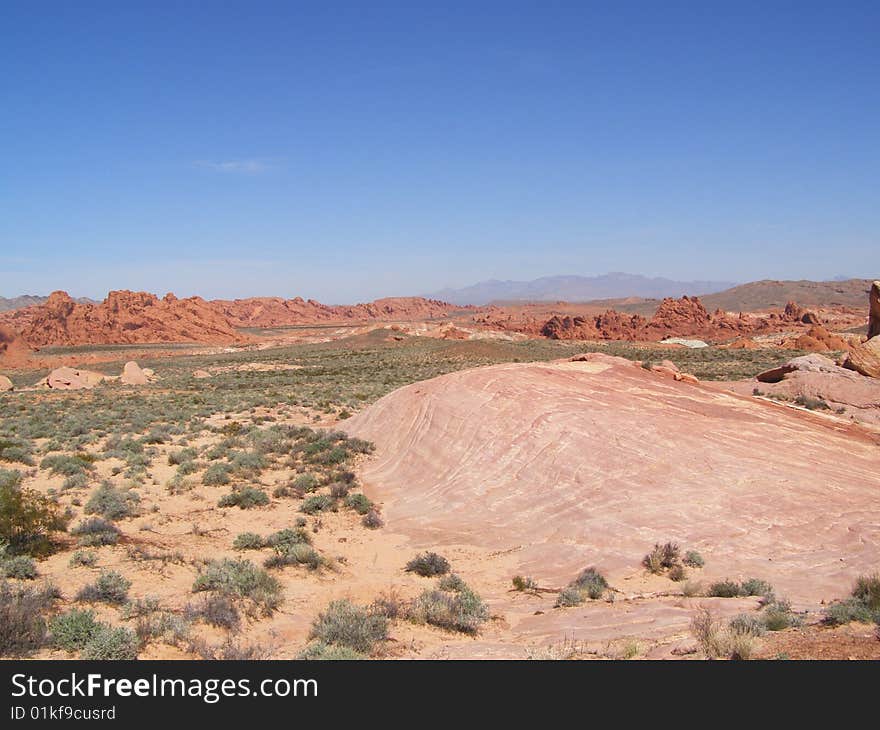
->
xmin=202 ymin=463 xmax=233 ymax=486
xmin=405 ymin=552 xmax=450 ymax=577
xmin=643 ymin=542 xmax=681 ymax=574
xmin=362 ymin=510 xmax=383 ymax=529
xmin=707 ymin=580 xmax=744 ymax=598
xmin=218 ymin=486 xmax=270 ymax=509
xmin=344 ymin=493 xmax=372 ymax=515
xmin=309 ymin=599 xmax=388 ymax=654
xmin=81 ymin=626 xmax=139 ymax=660
xmin=265 ymin=527 xmax=311 ymax=549
xmin=297 ymin=641 xmax=366 ymax=660
xmin=76 ymin=570 xmax=131 ymax=605
xmin=232 ymin=532 xmax=265 ymax=550
xmin=292 ymin=474 xmax=319 ymax=493
xmin=300 ymin=494 xmax=334 ymax=515
xmin=512 ymin=575 xmax=537 ymax=592
xmin=49 ymin=608 xmax=104 ymax=651
xmin=40 ymin=454 xmax=94 ymax=477
xmin=85 ymin=481 xmax=139 ymax=520
xmin=438 ymin=573 xmax=467 ymax=592
xmin=0 ymin=471 xmax=67 ymax=555
xmin=2 ymin=555 xmax=37 ymax=579
xmin=192 ymin=558 xmax=282 ymax=615
xmin=265 ymin=543 xmax=324 ymax=571
xmin=683 ymin=550 xmax=705 ymax=568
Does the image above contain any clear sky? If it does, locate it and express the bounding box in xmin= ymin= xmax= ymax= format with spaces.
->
xmin=2 ymin=1 xmax=878 ymax=302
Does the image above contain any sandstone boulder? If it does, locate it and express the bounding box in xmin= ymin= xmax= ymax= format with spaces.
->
xmin=43 ymin=366 xmax=106 ymax=390
xmin=193 ymin=369 xmax=212 ymax=379
xmin=0 ymin=374 xmax=13 ymax=391
xmin=120 ymin=361 xmax=148 ymax=385
xmin=757 ymin=354 xmax=841 ymax=383
xmin=843 ymin=335 xmax=880 ymax=379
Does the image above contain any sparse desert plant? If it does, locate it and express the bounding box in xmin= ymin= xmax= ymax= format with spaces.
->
xmin=409 ymin=584 xmax=489 ymax=634
xmin=683 ymin=550 xmax=705 ymax=568
xmin=85 ymin=481 xmax=139 ymax=520
xmin=643 ymin=542 xmax=681 ymax=574
xmin=76 ymin=569 xmax=131 ymax=605
xmin=329 ymin=482 xmax=350 ymax=499
xmin=297 ymin=641 xmax=366 ymax=660
xmin=233 ymin=532 xmax=265 ymax=550
xmin=2 ymin=555 xmax=37 ymax=579
xmin=218 ymin=486 xmax=269 ymax=509
xmin=728 ymin=613 xmax=767 ymax=637
xmin=369 ymin=589 xmax=405 ymax=619
xmin=740 ymin=578 xmax=775 ymax=603
xmin=690 ymin=607 xmax=728 ymax=658
xmin=70 ymin=517 xmax=120 ymax=547
xmin=192 ymin=558 xmax=282 ymax=615
xmin=0 ymin=580 xmax=58 ymax=656
xmin=80 ymin=626 xmax=140 ymax=660
xmin=68 ymin=549 xmax=98 ymax=567
xmin=707 ymin=579 xmax=744 ymax=598
xmin=309 ymin=599 xmax=388 ymax=654
xmin=362 ymin=510 xmax=383 ymax=529
xmin=265 ymin=527 xmax=311 ymax=549
xmin=824 ymin=574 xmax=880 ymax=625
xmin=49 ymin=608 xmax=104 ymax=652
xmin=186 ymin=593 xmax=240 ymax=630
xmin=681 ymin=580 xmax=703 ymax=597
xmin=554 ymin=568 xmax=610 ymax=607
xmin=512 ymin=575 xmax=538 ymax=592
xmin=405 ymin=551 xmax=450 ymax=577
xmin=762 ymin=599 xmax=800 ymax=631
xmin=40 ymin=453 xmax=95 ymax=477
xmin=692 ymin=607 xmax=759 ymax=659
xmin=438 ymin=573 xmax=467 ymax=592
xmin=668 ymin=564 xmax=687 ymax=582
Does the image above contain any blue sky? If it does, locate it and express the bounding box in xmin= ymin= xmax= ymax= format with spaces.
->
xmin=1 ymin=1 xmax=878 ymax=302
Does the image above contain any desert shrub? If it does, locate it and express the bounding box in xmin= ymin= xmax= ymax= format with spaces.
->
xmin=762 ymin=599 xmax=800 ymax=631
xmin=0 ymin=580 xmax=58 ymax=655
xmin=681 ymin=580 xmax=703 ymax=597
xmin=824 ymin=574 xmax=880 ymax=625
xmin=309 ymin=599 xmax=388 ymax=654
xmin=202 ymin=463 xmax=232 ymax=486
xmin=297 ymin=641 xmax=366 ymax=660
xmin=76 ymin=569 xmax=131 ymax=605
xmin=728 ymin=613 xmax=767 ymax=637
xmin=740 ymin=578 xmax=775 ymax=602
xmin=143 ymin=427 xmax=171 ymax=444
xmin=329 ymin=482 xmax=350 ymax=499
xmin=795 ymin=395 xmax=830 ymax=411
xmin=85 ymin=481 xmax=139 ymax=520
xmin=81 ymin=626 xmax=139 ymax=660
xmin=186 ymin=593 xmax=240 ymax=630
xmin=0 ymin=471 xmax=67 ymax=555
xmin=512 ymin=575 xmax=538 ymax=592
xmin=121 ymin=596 xmax=161 ymax=619
xmin=230 ymin=451 xmax=267 ymax=475
xmin=369 ymin=590 xmax=405 ymax=619
xmin=70 ymin=517 xmax=120 ymax=547
xmin=707 ymin=579 xmax=744 ymax=598
xmin=300 ymin=494 xmax=334 ymax=515
xmin=292 ymin=473 xmax=319 ymax=492
xmin=683 ymin=550 xmax=705 ymax=568
xmin=62 ymin=474 xmax=90 ymax=492
xmin=49 ymin=608 xmax=104 ymax=651
xmin=409 ymin=585 xmax=489 ymax=634
xmin=2 ymin=555 xmax=37 ymax=579
xmin=668 ymin=565 xmax=687 ymax=582
xmin=555 ymin=585 xmax=585 ymax=607
xmin=690 ymin=607 xmax=728 ymax=658
xmin=40 ymin=453 xmax=94 ymax=477
xmin=0 ymin=438 xmax=34 ymax=466
xmin=68 ymin=549 xmax=98 ymax=567
xmin=264 ymin=543 xmax=324 ymax=571
xmin=572 ymin=567 xmax=609 ymax=599
xmin=192 ymin=558 xmax=282 ymax=615
xmin=265 ymin=527 xmax=311 ymax=549
xmin=643 ymin=542 xmax=681 ymax=574
xmin=344 ymin=493 xmax=372 ymax=515
xmin=439 ymin=573 xmax=468 ymax=592
xmin=134 ymin=611 xmax=190 ymax=647
xmin=405 ymin=552 xmax=450 ymax=577
xmin=168 ymin=448 xmax=198 ymax=466
xmin=362 ymin=510 xmax=383 ymax=529
xmin=233 ymin=532 xmax=265 ymax=550
xmin=218 ymin=486 xmax=269 ymax=509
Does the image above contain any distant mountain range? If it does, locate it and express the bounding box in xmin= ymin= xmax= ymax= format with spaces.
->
xmin=0 ymin=294 xmax=97 ymax=312
xmin=426 ymin=273 xmax=737 ymax=305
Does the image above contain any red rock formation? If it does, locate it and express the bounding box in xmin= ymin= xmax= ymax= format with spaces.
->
xmin=3 ymin=291 xmax=246 ymax=347
xmin=215 ymin=296 xmax=467 ymax=327
xmin=0 ymin=325 xmax=33 ymax=366
xmin=869 ymin=281 xmax=880 ymax=339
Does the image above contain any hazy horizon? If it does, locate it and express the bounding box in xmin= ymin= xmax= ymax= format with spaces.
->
xmin=3 ymin=2 xmax=878 ymax=301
